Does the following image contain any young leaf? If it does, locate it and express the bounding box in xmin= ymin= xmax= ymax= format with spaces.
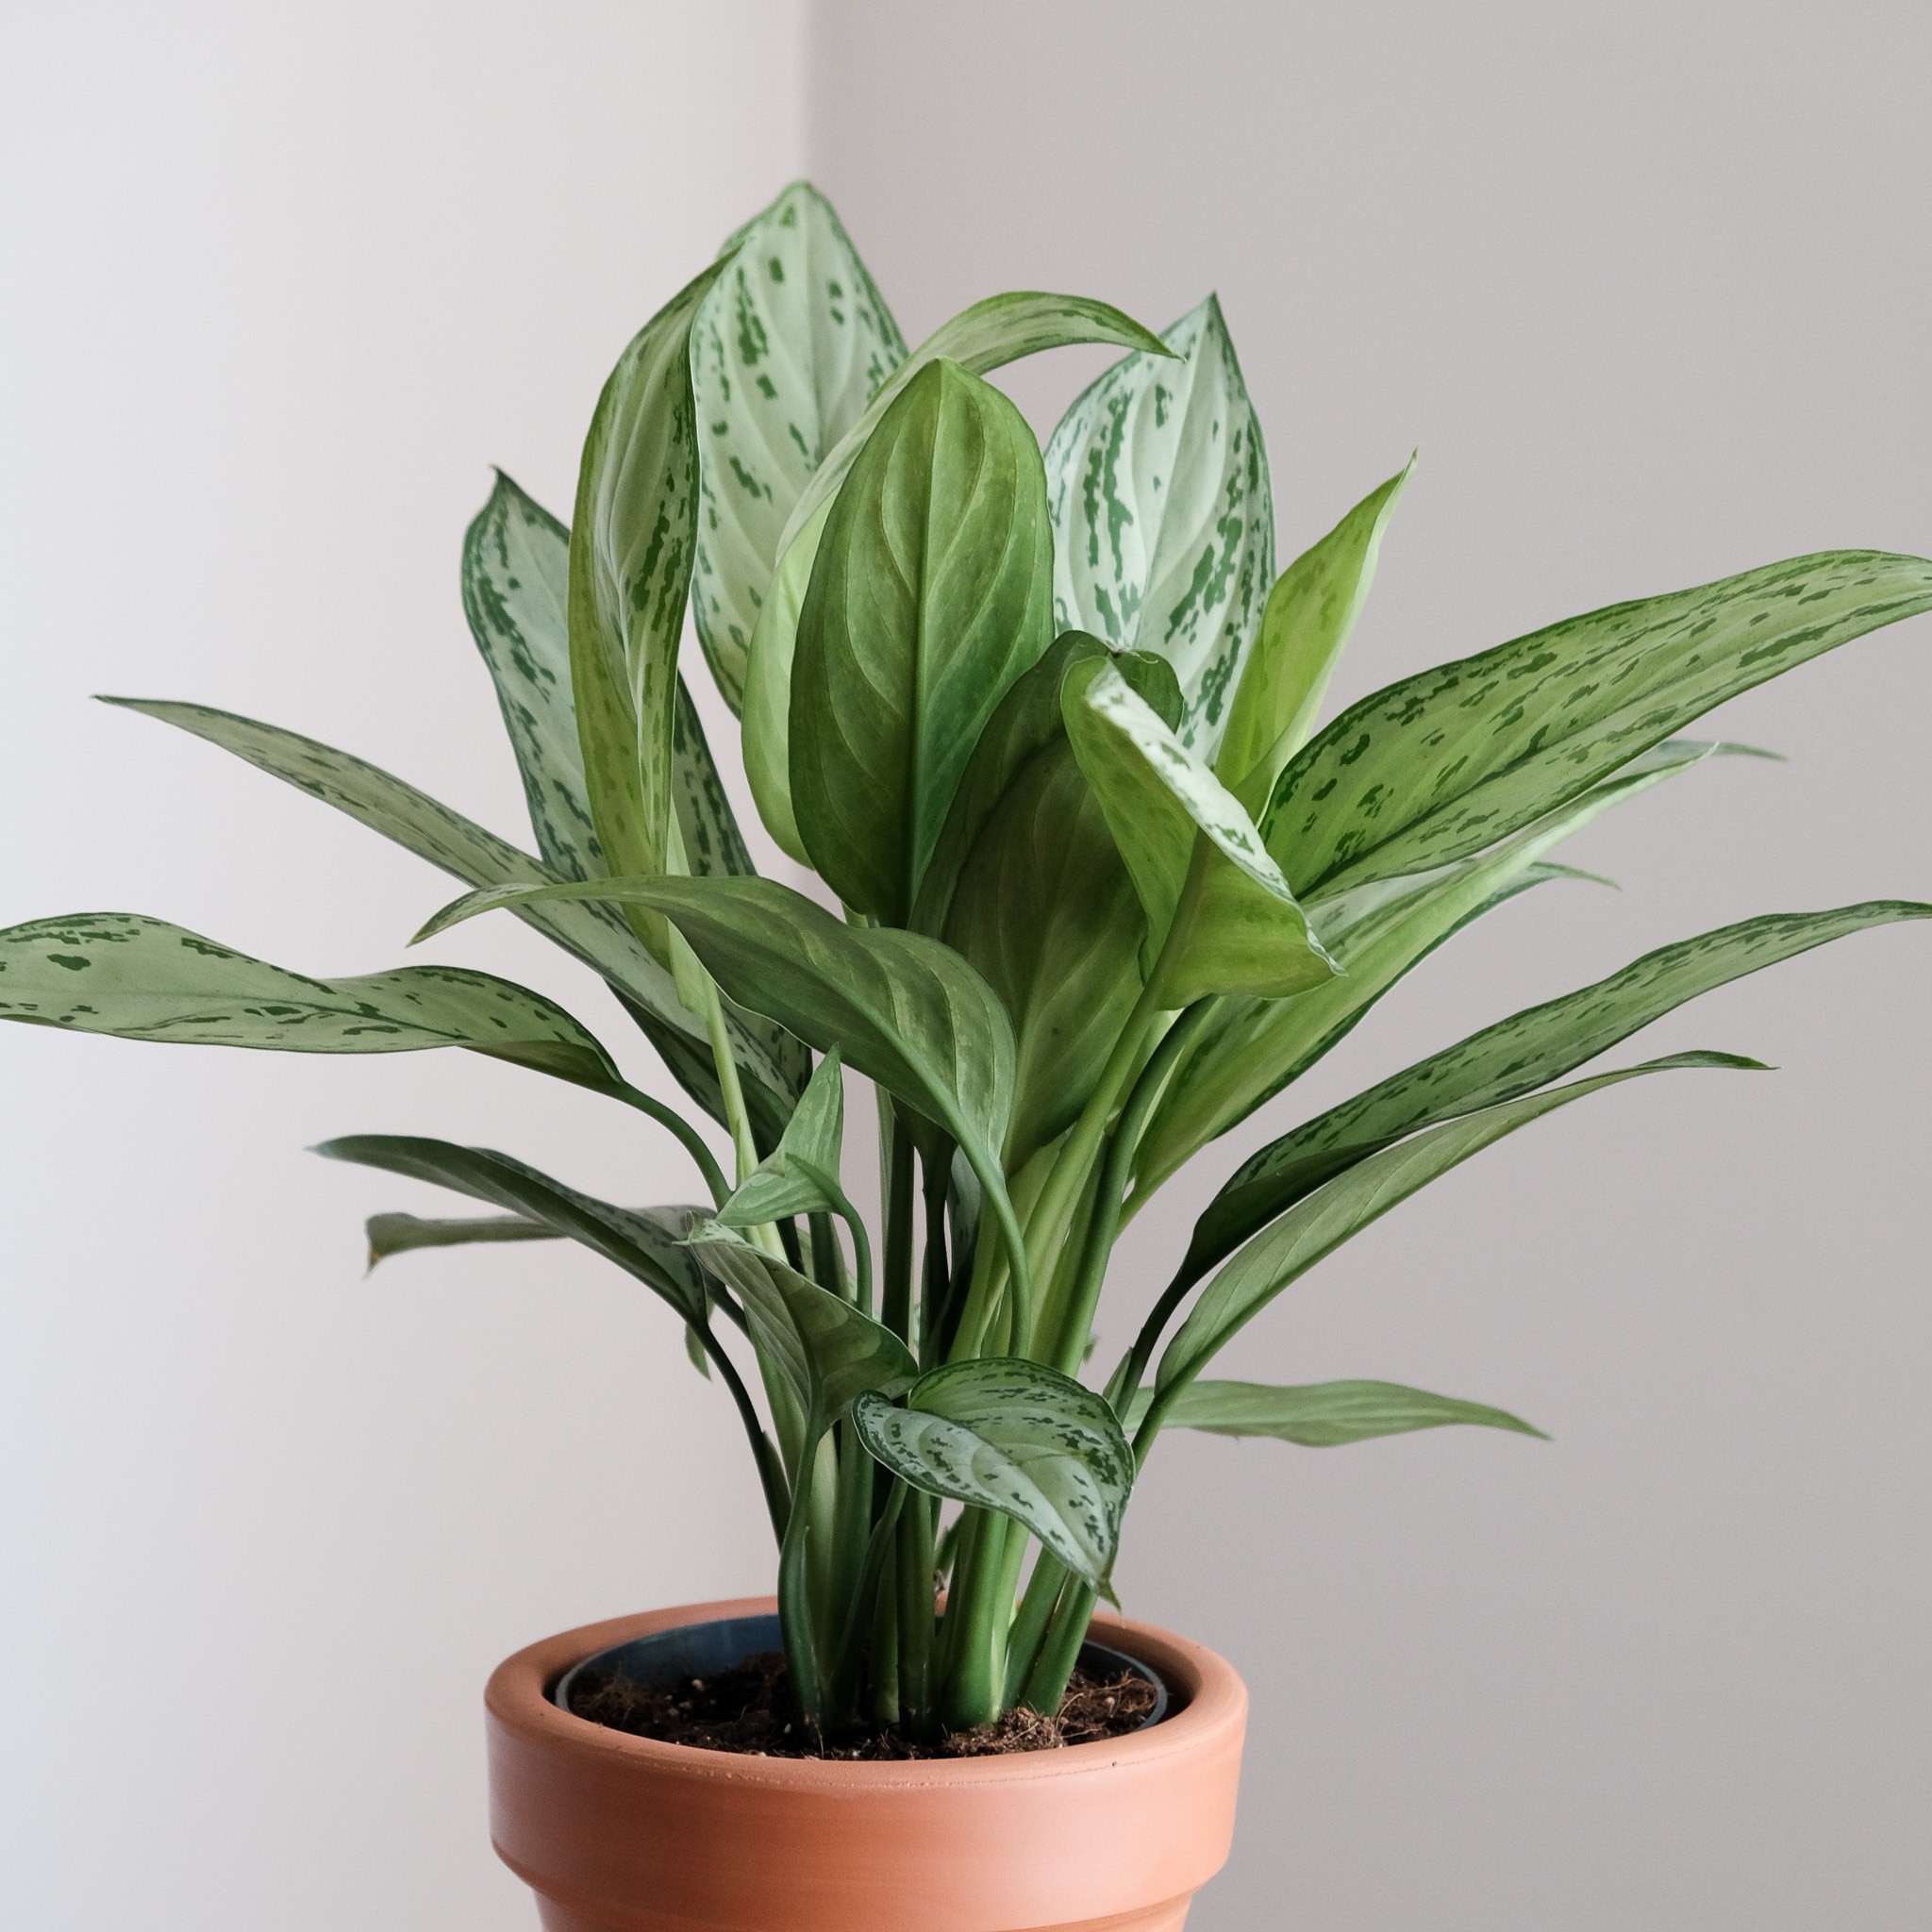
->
xmin=1062 ymin=658 xmax=1335 ymax=1002
xmin=789 ymin=358 xmax=1053 ymax=923
xmin=1132 ymin=1377 xmax=1546 ymax=1448
xmin=1045 ymin=294 xmax=1274 ymax=754
xmin=0 ymin=914 xmax=621 ymax=1091
xmin=317 ymin=1136 xmax=710 ymax=1324
xmin=1266 ymin=548 xmax=1932 ymax=899
xmin=1183 ymin=898 xmax=1932 ymax=1280
xmin=365 ymin=1210 xmax=558 ymax=1269
xmin=1154 ymin=1055 xmax=1767 ymax=1401
xmin=1132 ymin=737 xmax=1744 ymax=1193
xmin=852 ymin=1357 xmax=1134 ymax=1593
xmin=568 ymin=262 xmax=721 ymax=963
xmin=741 ymin=292 xmax=1168 ymax=858
xmin=1215 ymin=458 xmax=1413 ymax=814
xmin=100 ymin=696 xmax=803 ymax=1143
xmin=691 ymin=182 xmax=908 ymax=712
xmin=688 ymin=1221 xmax=915 ymax=1421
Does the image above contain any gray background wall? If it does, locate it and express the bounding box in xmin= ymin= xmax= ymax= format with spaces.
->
xmin=5 ymin=4 xmax=1928 ymax=1927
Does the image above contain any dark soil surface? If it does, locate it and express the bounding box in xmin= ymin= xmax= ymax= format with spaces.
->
xmin=564 ymin=1649 xmax=1161 ymax=1758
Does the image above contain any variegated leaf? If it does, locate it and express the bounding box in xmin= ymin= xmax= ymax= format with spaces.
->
xmin=691 ymin=182 xmax=908 ymax=712
xmin=1266 ymin=549 xmax=1932 ymax=899
xmin=1129 ymin=1377 xmax=1545 ymax=1448
xmin=852 ymin=1358 xmax=1134 ymax=1594
xmin=1045 ymin=295 xmax=1274 ymax=754
xmin=0 ymin=913 xmax=620 ymax=1091
xmin=364 ymin=1210 xmax=557 ymax=1267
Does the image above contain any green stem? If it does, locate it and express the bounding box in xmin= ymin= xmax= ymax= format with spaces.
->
xmin=777 ymin=1421 xmax=826 ymax=1725
xmin=1108 ymin=1259 xmax=1203 ymax=1420
xmin=880 ymin=1112 xmax=916 ymax=1343
xmin=1021 ymin=1580 xmax=1096 ymax=1715
xmin=694 ymin=1322 xmax=789 ymax=1543
xmin=919 ymin=1152 xmax=951 ymax=1362
xmin=612 ymin=1080 xmax=729 ymax=1208
xmin=1004 ymin=1552 xmax=1068 ymax=1706
xmin=894 ymin=1489 xmax=936 ymax=1735
xmin=1044 ymin=1002 xmax=1213 ymax=1374
xmin=940 ymin=1510 xmax=1013 ymax=1730
xmin=824 ymin=1478 xmax=907 ymax=1726
xmin=691 ymin=959 xmax=759 ymax=1186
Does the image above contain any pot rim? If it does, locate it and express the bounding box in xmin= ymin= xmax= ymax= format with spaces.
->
xmin=487 ymin=1594 xmax=1245 ymax=1792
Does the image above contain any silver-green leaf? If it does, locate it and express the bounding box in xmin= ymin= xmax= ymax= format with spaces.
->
xmin=852 ymin=1357 xmax=1134 ymax=1593
xmin=1132 ymin=1377 xmax=1546 ymax=1448
xmin=691 ymin=182 xmax=908 ymax=712
xmin=1045 ymin=294 xmax=1274 ymax=754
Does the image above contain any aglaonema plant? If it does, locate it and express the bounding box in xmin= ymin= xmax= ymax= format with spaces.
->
xmin=8 ymin=180 xmax=1930 ymax=1740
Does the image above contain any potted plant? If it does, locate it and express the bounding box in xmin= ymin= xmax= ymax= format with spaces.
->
xmin=6 ymin=180 xmax=1927 ymax=1930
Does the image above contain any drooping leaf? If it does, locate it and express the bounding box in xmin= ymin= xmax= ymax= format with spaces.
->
xmin=416 ymin=874 xmax=1015 ymax=1194
xmin=1045 ymin=295 xmax=1274 ymax=753
xmin=1154 ymin=1055 xmax=1767 ymax=1399
xmin=365 ymin=1210 xmax=558 ymax=1268
xmin=689 ymin=1220 xmax=915 ymax=1422
xmin=567 ymin=263 xmax=721 ymax=963
xmin=1132 ymin=737 xmax=1745 ymax=1193
xmin=1182 ymin=898 xmax=1932 ymax=1281
xmin=789 ymin=358 xmax=1053 ymax=923
xmin=1266 ymin=549 xmax=1932 ymax=899
xmin=742 ymin=292 xmax=1167 ymax=858
xmin=691 ymin=182 xmax=908 ymax=712
xmin=100 ymin=696 xmax=804 ymax=1143
xmin=1215 ymin=458 xmax=1413 ymax=814
xmin=1130 ymin=1377 xmax=1545 ymax=1448
xmin=316 ymin=1136 xmax=710 ymax=1324
xmin=0 ymin=914 xmax=621 ymax=1090
xmin=1062 ymin=658 xmax=1334 ymax=1002
xmin=852 ymin=1357 xmax=1134 ymax=1593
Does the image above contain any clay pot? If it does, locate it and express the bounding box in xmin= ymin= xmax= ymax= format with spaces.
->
xmin=486 ymin=1593 xmax=1247 ymax=1932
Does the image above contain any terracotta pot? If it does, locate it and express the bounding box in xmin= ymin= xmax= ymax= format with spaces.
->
xmin=486 ymin=1594 xmax=1247 ymax=1932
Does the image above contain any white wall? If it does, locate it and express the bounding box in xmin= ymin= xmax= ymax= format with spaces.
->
xmin=808 ymin=4 xmax=1932 ymax=1928
xmin=0 ymin=8 xmax=805 ymax=1927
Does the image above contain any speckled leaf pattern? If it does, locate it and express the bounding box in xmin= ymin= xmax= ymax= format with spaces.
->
xmin=852 ymin=1358 xmax=1133 ymax=1591
xmin=1215 ymin=458 xmax=1413 ymax=813
xmin=421 ymin=874 xmax=1017 ymax=1197
xmin=790 ymin=359 xmax=1053 ymax=923
xmin=689 ymin=1222 xmax=914 ymax=1422
xmin=1063 ymin=659 xmax=1333 ymax=1002
xmin=1045 ymin=295 xmax=1274 ymax=754
xmin=102 ymin=698 xmax=803 ymax=1141
xmin=742 ymin=293 xmax=1166 ymax=859
xmin=691 ymin=183 xmax=908 ymax=712
xmin=1156 ymin=1055 xmax=1765 ymax=1397
xmin=317 ymin=1136 xmax=709 ymax=1323
xmin=1131 ymin=738 xmax=1739 ymax=1193
xmin=1185 ymin=898 xmax=1932 ymax=1281
xmin=568 ymin=262 xmax=721 ymax=963
xmin=463 ymin=470 xmax=758 ymax=884
xmin=363 ymin=1210 xmax=556 ymax=1268
xmin=1135 ymin=1378 xmax=1545 ymax=1448
xmin=0 ymin=913 xmax=620 ymax=1090
xmin=1266 ymin=549 xmax=1932 ymax=899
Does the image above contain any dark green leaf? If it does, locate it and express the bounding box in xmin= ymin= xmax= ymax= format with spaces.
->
xmin=1215 ymin=458 xmax=1413 ymax=814
xmin=1045 ymin=295 xmax=1274 ymax=753
xmin=316 ymin=1135 xmax=709 ymax=1323
xmin=789 ymin=358 xmax=1053 ymax=923
xmin=852 ymin=1357 xmax=1134 ymax=1592
xmin=1184 ymin=899 xmax=1932 ymax=1280
xmin=691 ymin=182 xmax=908 ymax=711
xmin=689 ymin=1221 xmax=915 ymax=1421
xmin=0 ymin=913 xmax=620 ymax=1090
xmin=1267 ymin=549 xmax=1932 ymax=899
xmin=1155 ymin=1055 xmax=1766 ymax=1397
